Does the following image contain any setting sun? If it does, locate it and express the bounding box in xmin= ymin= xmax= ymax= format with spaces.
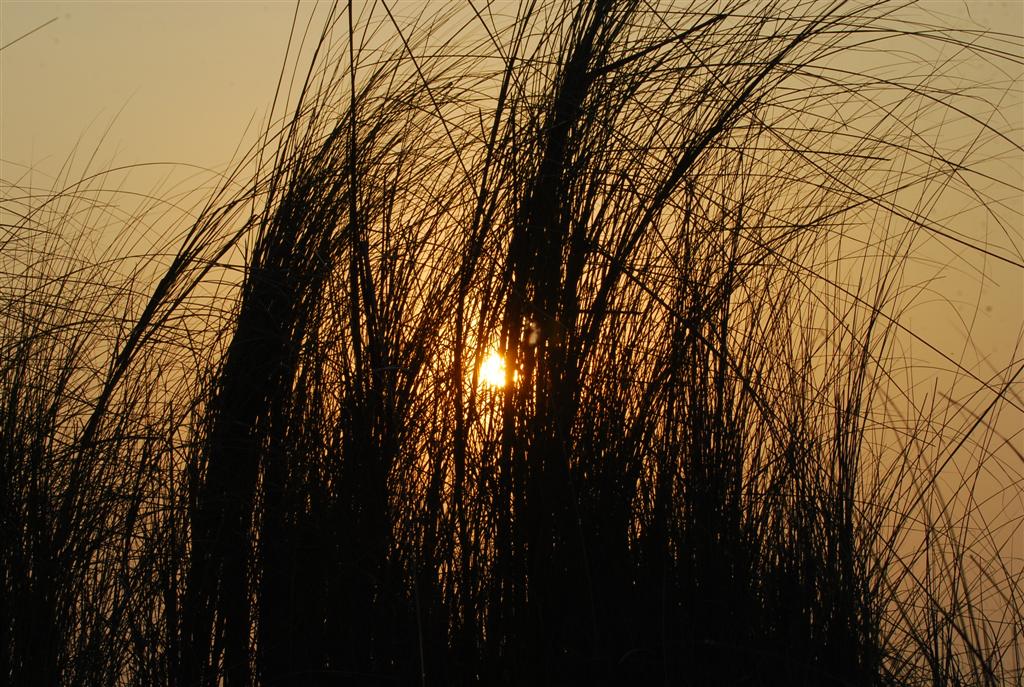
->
xmin=479 ymin=351 xmax=508 ymax=388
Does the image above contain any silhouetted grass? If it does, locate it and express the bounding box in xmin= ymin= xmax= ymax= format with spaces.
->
xmin=2 ymin=1 xmax=1021 ymax=685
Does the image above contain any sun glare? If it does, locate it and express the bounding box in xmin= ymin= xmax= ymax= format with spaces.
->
xmin=479 ymin=351 xmax=508 ymax=388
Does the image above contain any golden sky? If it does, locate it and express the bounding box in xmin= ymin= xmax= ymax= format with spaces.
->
xmin=2 ymin=0 xmax=1021 ymax=443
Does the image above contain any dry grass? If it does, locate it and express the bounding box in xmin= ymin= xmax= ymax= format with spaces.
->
xmin=2 ymin=1 xmax=1021 ymax=685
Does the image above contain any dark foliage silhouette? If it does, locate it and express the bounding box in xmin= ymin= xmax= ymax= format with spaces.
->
xmin=2 ymin=1 xmax=1021 ymax=685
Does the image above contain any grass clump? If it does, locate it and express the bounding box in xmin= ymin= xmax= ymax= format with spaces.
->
xmin=2 ymin=1 xmax=1021 ymax=685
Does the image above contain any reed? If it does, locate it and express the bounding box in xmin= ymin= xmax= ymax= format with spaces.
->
xmin=2 ymin=1 xmax=1020 ymax=685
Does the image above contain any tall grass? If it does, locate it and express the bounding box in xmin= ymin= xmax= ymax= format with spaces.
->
xmin=2 ymin=1 xmax=1021 ymax=685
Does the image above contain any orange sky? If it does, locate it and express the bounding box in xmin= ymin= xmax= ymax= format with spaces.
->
xmin=2 ymin=0 xmax=1021 ymax=456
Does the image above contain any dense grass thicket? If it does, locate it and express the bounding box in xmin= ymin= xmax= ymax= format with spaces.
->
xmin=2 ymin=1 xmax=1022 ymax=685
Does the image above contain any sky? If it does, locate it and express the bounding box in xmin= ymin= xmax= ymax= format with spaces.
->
xmin=2 ymin=1 xmax=302 ymax=180
xmin=1 ymin=1 xmax=1020 ymax=171
xmin=2 ymin=0 xmax=1022 ymax=447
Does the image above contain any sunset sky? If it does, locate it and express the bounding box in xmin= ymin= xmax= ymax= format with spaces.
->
xmin=3 ymin=0 xmax=1021 ymax=427
xmin=3 ymin=2 xmax=1020 ymax=174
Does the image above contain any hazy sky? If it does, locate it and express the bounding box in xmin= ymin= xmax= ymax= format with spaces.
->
xmin=2 ymin=0 xmax=1021 ymax=398
xmin=3 ymin=2 xmax=1018 ymax=172
xmin=2 ymin=1 xmax=305 ymax=180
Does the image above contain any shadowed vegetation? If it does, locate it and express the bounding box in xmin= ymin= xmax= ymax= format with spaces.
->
xmin=2 ymin=1 xmax=1022 ymax=685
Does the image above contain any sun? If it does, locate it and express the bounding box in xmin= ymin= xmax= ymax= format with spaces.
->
xmin=479 ymin=350 xmax=508 ymax=388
